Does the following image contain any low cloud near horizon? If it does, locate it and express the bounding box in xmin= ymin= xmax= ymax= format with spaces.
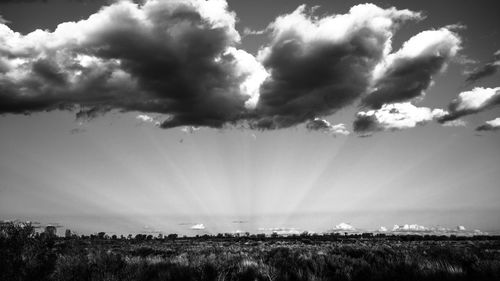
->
xmin=190 ymin=223 xmax=205 ymax=230
xmin=0 ymin=0 xmax=497 ymax=135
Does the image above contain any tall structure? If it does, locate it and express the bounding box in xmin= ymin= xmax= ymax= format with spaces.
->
xmin=45 ymin=226 xmax=57 ymax=237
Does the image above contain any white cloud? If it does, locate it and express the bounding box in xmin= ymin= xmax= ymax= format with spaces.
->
xmin=136 ymin=114 xmax=161 ymax=126
xmin=441 ymin=87 xmax=500 ymax=122
xmin=372 ymin=28 xmax=460 ymax=82
xmin=136 ymin=115 xmax=154 ymax=123
xmin=379 ymin=226 xmax=388 ymax=232
xmin=476 ymin=117 xmax=500 ymax=131
xmin=272 ymin=228 xmax=301 ymax=236
xmin=190 ymin=223 xmax=205 ymax=230
xmin=306 ymin=118 xmax=350 ymax=136
xmin=455 ymin=87 xmax=500 ymax=112
xmin=262 ymin=4 xmax=420 ymax=51
xmin=333 ymin=222 xmax=355 ymax=231
xmin=392 ymin=224 xmax=429 ymax=232
xmin=257 ymin=227 xmax=302 ymax=236
xmin=354 ymin=102 xmax=445 ymax=133
xmin=224 ymin=47 xmax=269 ymax=109
xmin=180 ymin=126 xmax=201 ymax=134
xmin=485 ymin=117 xmax=500 ymax=127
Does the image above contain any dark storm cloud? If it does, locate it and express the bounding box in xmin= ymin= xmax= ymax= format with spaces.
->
xmin=0 ymin=0 xmax=47 ymax=2
xmin=251 ymin=4 xmax=421 ymax=129
xmin=0 ymin=0 xmax=264 ymax=127
xmin=362 ymin=28 xmax=461 ymax=109
xmin=0 ymin=0 xmax=99 ymax=2
xmin=353 ymin=114 xmax=379 ymax=134
xmin=476 ymin=118 xmax=500 ymax=132
xmin=438 ymin=87 xmax=500 ymax=122
xmin=362 ymin=56 xmax=445 ymax=109
xmin=0 ymin=1 xmax=466 ymax=131
xmin=465 ymin=50 xmax=500 ymax=84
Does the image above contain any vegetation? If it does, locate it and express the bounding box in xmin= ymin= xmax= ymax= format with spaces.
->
xmin=2 ymin=222 xmax=500 ymax=281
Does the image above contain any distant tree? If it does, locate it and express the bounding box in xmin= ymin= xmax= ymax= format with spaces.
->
xmin=167 ymin=233 xmax=178 ymax=239
xmin=97 ymin=232 xmax=106 ymax=239
xmin=362 ymin=233 xmax=373 ymax=238
xmin=111 ymin=234 xmax=117 ymax=240
xmin=65 ymin=229 xmax=72 ymax=238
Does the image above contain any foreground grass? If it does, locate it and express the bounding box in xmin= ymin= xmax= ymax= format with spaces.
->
xmin=2 ymin=224 xmax=500 ymax=281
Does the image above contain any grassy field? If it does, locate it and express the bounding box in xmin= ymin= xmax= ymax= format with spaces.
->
xmin=2 ymin=222 xmax=500 ymax=281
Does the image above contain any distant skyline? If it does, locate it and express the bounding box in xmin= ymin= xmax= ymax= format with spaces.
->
xmin=1 ymin=0 xmax=499 ymax=236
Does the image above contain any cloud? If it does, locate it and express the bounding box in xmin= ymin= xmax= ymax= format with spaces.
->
xmin=378 ymin=226 xmax=388 ymax=232
xmin=0 ymin=0 xmax=48 ymax=3
xmin=136 ymin=114 xmax=155 ymax=123
xmin=362 ymin=28 xmax=461 ymax=108
xmin=257 ymin=227 xmax=302 ymax=236
xmin=466 ymin=50 xmax=500 ymax=84
xmin=439 ymin=87 xmax=500 ymax=122
xmin=333 ymin=222 xmax=355 ymax=231
xmin=392 ymin=224 xmax=429 ymax=232
xmin=136 ymin=114 xmax=161 ymax=126
xmin=441 ymin=119 xmax=467 ymax=127
xmin=476 ymin=117 xmax=500 ymax=132
xmin=0 ymin=1 xmax=469 ymax=133
xmin=190 ymin=223 xmax=205 ymax=230
xmin=250 ymin=4 xmax=421 ymax=129
xmin=305 ymin=118 xmax=349 ymax=135
xmin=180 ymin=126 xmax=201 ymax=134
xmin=271 ymin=228 xmax=301 ymax=236
xmin=389 ymin=224 xmax=483 ymax=236
xmin=353 ymin=102 xmax=444 ymax=134
xmin=0 ymin=0 xmax=262 ymax=128
xmin=242 ymin=27 xmax=266 ymax=36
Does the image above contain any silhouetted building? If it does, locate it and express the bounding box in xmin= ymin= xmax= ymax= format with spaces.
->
xmin=45 ymin=226 xmax=57 ymax=237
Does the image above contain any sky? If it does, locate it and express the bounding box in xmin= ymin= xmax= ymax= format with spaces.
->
xmin=0 ymin=0 xmax=499 ymax=236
